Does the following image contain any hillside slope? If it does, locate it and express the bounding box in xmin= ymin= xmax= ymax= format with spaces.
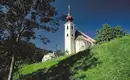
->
xmin=71 ymin=35 xmax=130 ymax=80
xmin=15 ymin=49 xmax=95 ymax=80
xmin=15 ymin=35 xmax=130 ymax=80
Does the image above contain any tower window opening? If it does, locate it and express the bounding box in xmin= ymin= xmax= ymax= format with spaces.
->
xmin=67 ymin=26 xmax=68 ymax=30
xmin=67 ymin=34 xmax=68 ymax=37
xmin=72 ymin=34 xmax=73 ymax=36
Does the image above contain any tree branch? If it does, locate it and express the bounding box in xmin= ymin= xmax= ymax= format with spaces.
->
xmin=16 ymin=25 xmax=26 ymax=42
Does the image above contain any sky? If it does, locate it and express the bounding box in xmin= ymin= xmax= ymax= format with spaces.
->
xmin=32 ymin=0 xmax=130 ymax=51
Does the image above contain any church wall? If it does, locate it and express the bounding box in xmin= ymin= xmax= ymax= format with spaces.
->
xmin=75 ymin=39 xmax=91 ymax=53
xmin=64 ymin=22 xmax=75 ymax=55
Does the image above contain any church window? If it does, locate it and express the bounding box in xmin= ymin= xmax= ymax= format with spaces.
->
xmin=67 ymin=34 xmax=68 ymax=37
xmin=67 ymin=26 xmax=68 ymax=30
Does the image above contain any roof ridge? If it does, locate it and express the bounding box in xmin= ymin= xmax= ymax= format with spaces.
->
xmin=76 ymin=30 xmax=96 ymax=42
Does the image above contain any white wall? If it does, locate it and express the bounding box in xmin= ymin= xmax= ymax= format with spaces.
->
xmin=64 ymin=22 xmax=75 ymax=55
xmin=75 ymin=35 xmax=91 ymax=53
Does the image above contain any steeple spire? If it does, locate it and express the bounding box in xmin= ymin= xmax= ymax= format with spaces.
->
xmin=66 ymin=5 xmax=73 ymax=22
xmin=68 ymin=5 xmax=71 ymax=16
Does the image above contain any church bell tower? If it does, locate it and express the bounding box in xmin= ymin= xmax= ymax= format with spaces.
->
xmin=64 ymin=5 xmax=75 ymax=55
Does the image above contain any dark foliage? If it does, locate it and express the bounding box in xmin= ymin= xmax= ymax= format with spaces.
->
xmin=32 ymin=48 xmax=52 ymax=63
xmin=0 ymin=0 xmax=65 ymax=79
xmin=0 ymin=40 xmax=36 ymax=80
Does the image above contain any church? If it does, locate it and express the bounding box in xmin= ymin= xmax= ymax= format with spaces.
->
xmin=42 ymin=6 xmax=96 ymax=62
xmin=64 ymin=6 xmax=96 ymax=55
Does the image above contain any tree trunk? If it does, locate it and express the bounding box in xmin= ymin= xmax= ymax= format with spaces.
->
xmin=8 ymin=56 xmax=15 ymax=80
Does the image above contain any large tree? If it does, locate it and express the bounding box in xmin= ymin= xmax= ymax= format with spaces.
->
xmin=0 ymin=40 xmax=36 ymax=80
xmin=96 ymin=24 xmax=126 ymax=44
xmin=0 ymin=0 xmax=65 ymax=80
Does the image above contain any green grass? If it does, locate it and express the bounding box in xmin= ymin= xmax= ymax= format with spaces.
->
xmin=14 ymin=35 xmax=130 ymax=80
xmin=13 ymin=55 xmax=69 ymax=80
xmin=71 ymin=35 xmax=130 ymax=80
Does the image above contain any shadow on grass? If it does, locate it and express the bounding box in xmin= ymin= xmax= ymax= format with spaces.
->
xmin=19 ymin=49 xmax=101 ymax=80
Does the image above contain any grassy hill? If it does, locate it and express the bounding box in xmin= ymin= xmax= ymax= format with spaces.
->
xmin=13 ymin=55 xmax=69 ymax=80
xmin=14 ymin=35 xmax=130 ymax=80
xmin=71 ymin=35 xmax=130 ymax=80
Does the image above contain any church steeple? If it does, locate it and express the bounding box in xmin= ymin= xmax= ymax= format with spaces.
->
xmin=66 ymin=5 xmax=73 ymax=22
xmin=68 ymin=5 xmax=71 ymax=16
xmin=64 ymin=5 xmax=75 ymax=55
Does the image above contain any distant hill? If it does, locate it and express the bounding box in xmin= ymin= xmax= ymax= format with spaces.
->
xmin=14 ymin=35 xmax=130 ymax=80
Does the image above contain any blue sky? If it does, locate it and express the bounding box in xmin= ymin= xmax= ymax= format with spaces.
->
xmin=32 ymin=0 xmax=130 ymax=51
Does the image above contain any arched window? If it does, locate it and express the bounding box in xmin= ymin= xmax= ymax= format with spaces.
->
xmin=72 ymin=34 xmax=73 ymax=37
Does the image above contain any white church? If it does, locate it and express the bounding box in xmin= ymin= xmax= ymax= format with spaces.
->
xmin=42 ymin=6 xmax=96 ymax=62
xmin=64 ymin=6 xmax=96 ymax=55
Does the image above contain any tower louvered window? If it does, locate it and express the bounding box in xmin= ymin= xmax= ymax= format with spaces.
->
xmin=67 ymin=26 xmax=68 ymax=30
xmin=67 ymin=34 xmax=68 ymax=37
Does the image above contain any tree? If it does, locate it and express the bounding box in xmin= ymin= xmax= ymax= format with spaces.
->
xmin=0 ymin=0 xmax=65 ymax=80
xmin=0 ymin=40 xmax=36 ymax=80
xmin=96 ymin=24 xmax=126 ymax=44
